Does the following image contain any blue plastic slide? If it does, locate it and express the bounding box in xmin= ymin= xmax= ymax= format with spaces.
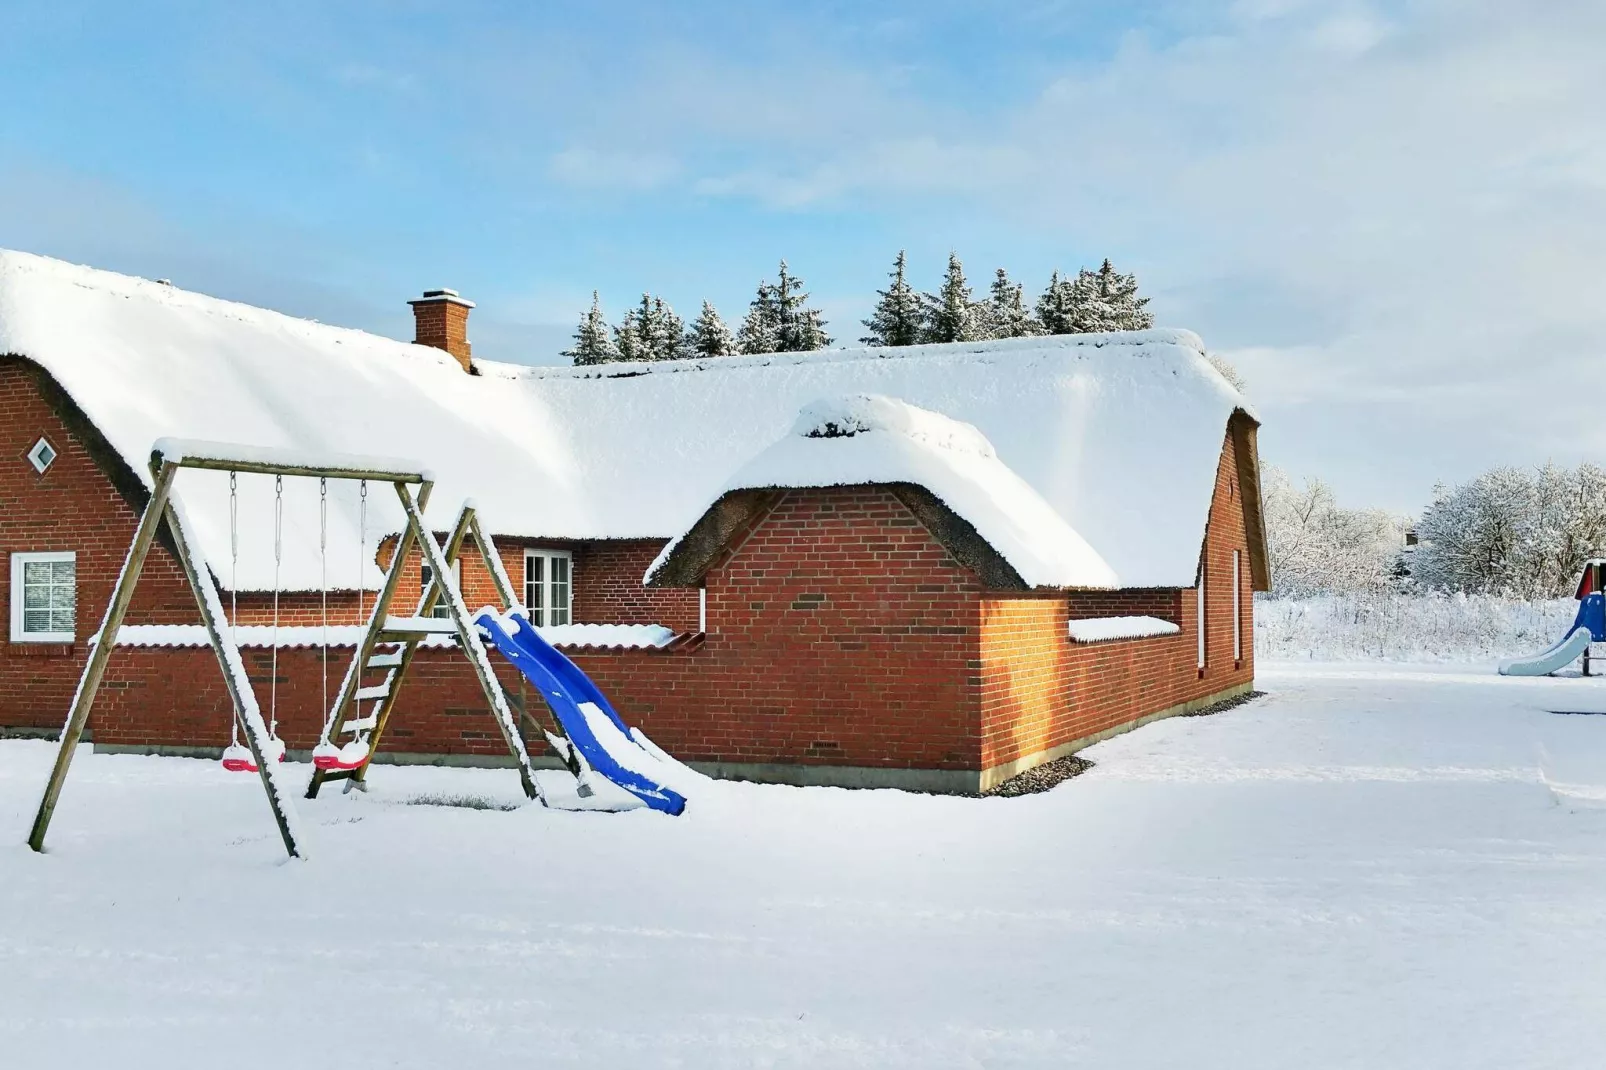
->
xmin=474 ymin=610 xmax=687 ymax=815
xmin=1500 ymin=592 xmax=1606 ymax=676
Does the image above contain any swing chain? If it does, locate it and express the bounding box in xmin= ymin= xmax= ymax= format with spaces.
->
xmin=228 ymin=471 xmax=240 ymax=749
xmin=354 ymin=479 xmax=368 ymax=730
xmin=269 ymin=475 xmax=283 ymax=741
xmin=320 ymin=478 xmax=328 ymax=729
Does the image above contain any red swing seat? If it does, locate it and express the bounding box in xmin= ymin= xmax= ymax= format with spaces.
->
xmin=311 ymin=739 xmax=370 ymax=772
xmin=221 ymin=736 xmax=286 ymax=773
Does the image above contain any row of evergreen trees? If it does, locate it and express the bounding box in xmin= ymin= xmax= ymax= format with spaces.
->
xmin=562 ymin=253 xmax=1152 ymax=365
xmin=862 ymin=252 xmax=1152 ymax=347
xmin=565 ymin=261 xmax=830 ymax=365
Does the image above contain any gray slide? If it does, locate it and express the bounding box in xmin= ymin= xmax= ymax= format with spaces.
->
xmin=1498 ymin=626 xmax=1593 ymax=677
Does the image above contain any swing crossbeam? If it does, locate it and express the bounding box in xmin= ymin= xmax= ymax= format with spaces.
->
xmin=149 ymin=438 xmax=430 ymax=485
xmin=26 ymin=444 xmax=538 ymax=861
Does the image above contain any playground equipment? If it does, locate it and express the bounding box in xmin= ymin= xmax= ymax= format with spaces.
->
xmin=1500 ymin=560 xmax=1606 ymax=677
xmin=477 ymin=609 xmax=688 ymax=815
xmin=27 ymin=439 xmax=542 ymax=860
xmin=407 ymin=504 xmax=688 ymax=815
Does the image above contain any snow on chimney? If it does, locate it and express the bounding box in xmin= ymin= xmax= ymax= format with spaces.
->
xmin=408 ymin=288 xmax=475 ymax=372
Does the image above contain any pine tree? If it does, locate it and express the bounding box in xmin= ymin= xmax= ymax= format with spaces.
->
xmin=612 ymin=293 xmax=650 ymax=362
xmin=647 ymin=296 xmax=690 ymax=360
xmin=1035 ymin=270 xmax=1077 ymax=335
xmin=1065 ymin=268 xmax=1108 ymax=333
xmin=614 ymin=293 xmax=691 ymax=361
xmin=1087 ymin=258 xmax=1154 ymax=331
xmin=1035 ymin=260 xmax=1154 ymax=335
xmin=919 ymin=252 xmax=978 ymax=344
xmin=740 ymin=261 xmax=831 ymax=354
xmin=737 ymin=280 xmax=779 ymax=355
xmin=860 ymin=250 xmax=924 ymax=347
xmin=977 ymin=268 xmax=1041 ymax=339
xmin=772 ymin=260 xmax=831 ymax=352
xmin=561 ymin=291 xmax=620 ymax=366
xmin=690 ymin=300 xmax=738 ymax=358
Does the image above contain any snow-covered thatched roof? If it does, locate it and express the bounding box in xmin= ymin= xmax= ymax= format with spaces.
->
xmin=0 ymin=249 xmax=1259 ymax=592
xmin=647 ymin=395 xmax=1121 ymax=589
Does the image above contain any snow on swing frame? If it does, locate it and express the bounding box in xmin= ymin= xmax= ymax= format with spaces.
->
xmin=24 ymin=438 xmax=539 ymax=861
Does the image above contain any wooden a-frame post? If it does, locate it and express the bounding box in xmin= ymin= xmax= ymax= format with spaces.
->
xmin=28 ymin=455 xmax=307 ymax=858
xmin=27 ymin=461 xmax=179 ymax=854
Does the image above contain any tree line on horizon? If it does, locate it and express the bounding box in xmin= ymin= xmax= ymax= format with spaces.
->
xmin=1263 ymin=461 xmax=1606 ymax=601
xmin=561 ymin=252 xmax=1154 ymax=366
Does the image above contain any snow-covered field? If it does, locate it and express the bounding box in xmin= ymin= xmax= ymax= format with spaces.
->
xmin=1256 ymin=591 xmax=1577 ymax=662
xmin=6 ymin=663 xmax=1606 ymax=1068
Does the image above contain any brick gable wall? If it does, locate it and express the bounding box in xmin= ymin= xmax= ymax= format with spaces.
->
xmin=0 ymin=361 xmax=200 ymax=729
xmin=977 ymin=428 xmax=1255 ymax=778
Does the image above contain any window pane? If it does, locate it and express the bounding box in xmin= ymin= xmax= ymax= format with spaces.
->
xmin=526 ymin=555 xmax=544 ymax=625
xmin=51 ymin=560 xmax=74 ymax=584
xmin=24 ymin=583 xmax=49 ymax=609
xmin=23 ymin=609 xmax=50 ymax=632
xmin=550 ymin=556 xmax=570 ymax=625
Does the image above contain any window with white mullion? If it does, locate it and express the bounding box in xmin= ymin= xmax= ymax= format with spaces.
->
xmin=524 ymin=549 xmax=573 ymax=626
xmin=10 ymin=551 xmax=77 ymax=642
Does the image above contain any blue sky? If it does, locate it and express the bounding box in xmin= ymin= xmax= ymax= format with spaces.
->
xmin=2 ymin=1 xmax=1603 ymax=514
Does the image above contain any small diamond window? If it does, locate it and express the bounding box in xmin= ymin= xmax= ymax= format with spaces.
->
xmin=27 ymin=438 xmax=57 ymax=474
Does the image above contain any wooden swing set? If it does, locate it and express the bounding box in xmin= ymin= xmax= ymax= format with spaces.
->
xmin=27 ymin=439 xmax=546 ymax=860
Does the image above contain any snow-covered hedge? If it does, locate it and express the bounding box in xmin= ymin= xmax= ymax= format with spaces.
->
xmin=1254 ymin=592 xmax=1578 ymax=663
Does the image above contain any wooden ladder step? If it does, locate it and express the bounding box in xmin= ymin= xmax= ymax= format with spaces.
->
xmin=377 ymin=615 xmax=461 ymax=642
xmin=366 ymin=650 xmax=404 ymax=669
xmin=342 ymin=714 xmax=378 ymax=734
xmin=353 ymin=683 xmax=392 ymax=702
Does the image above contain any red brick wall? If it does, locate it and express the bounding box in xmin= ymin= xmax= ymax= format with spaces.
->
xmin=592 ymin=486 xmax=985 ymax=771
xmin=0 ymin=361 xmax=200 ymax=729
xmin=572 ymin=540 xmax=699 ymax=630
xmin=978 ymin=429 xmax=1256 ymax=771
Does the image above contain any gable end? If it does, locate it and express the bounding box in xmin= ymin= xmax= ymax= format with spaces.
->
xmin=648 ymin=482 xmax=1029 ymax=591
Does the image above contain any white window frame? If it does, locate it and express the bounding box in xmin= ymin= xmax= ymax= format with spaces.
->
xmin=27 ymin=437 xmax=58 ymax=475
xmin=420 ymin=559 xmax=462 ymax=619
xmin=1233 ymin=550 xmax=1243 ymax=664
xmin=10 ymin=551 xmax=77 ymax=643
xmin=524 ymin=549 xmax=573 ymax=627
xmin=1196 ymin=559 xmax=1207 ymax=671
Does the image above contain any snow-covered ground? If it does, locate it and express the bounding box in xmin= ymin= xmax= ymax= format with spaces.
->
xmin=6 ymin=663 xmax=1606 ymax=1068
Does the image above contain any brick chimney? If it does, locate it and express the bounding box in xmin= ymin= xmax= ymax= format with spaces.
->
xmin=408 ymin=288 xmax=475 ymax=372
